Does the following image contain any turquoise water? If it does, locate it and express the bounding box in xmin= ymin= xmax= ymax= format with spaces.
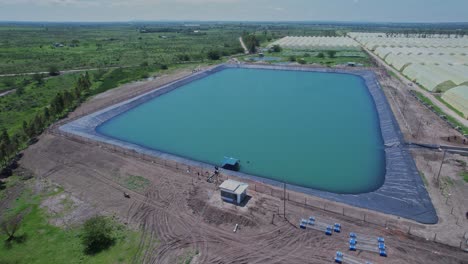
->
xmin=97 ymin=68 xmax=385 ymax=194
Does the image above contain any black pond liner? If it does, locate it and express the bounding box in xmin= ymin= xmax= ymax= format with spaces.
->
xmin=60 ymin=63 xmax=438 ymax=224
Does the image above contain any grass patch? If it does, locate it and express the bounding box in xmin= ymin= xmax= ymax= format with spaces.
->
xmin=434 ymin=95 xmax=465 ymax=119
xmin=124 ymin=175 xmax=150 ymax=192
xmin=460 ymin=172 xmax=468 ymax=183
xmin=387 ymin=70 xmax=399 ymax=79
xmin=0 ymin=181 xmax=143 ymax=264
xmin=419 ymin=171 xmax=428 ymax=186
xmin=178 ymin=249 xmax=199 ymax=264
xmin=251 ymin=49 xmax=372 ymax=67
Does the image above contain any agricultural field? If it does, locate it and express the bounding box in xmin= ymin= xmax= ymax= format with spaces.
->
xmin=0 ymin=23 xmax=244 ymax=75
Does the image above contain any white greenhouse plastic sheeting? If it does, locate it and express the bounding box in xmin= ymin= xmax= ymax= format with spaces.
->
xmin=442 ymin=85 xmax=468 ymax=119
xmin=402 ymin=64 xmax=468 ymax=91
xmin=269 ymin=36 xmax=360 ymax=50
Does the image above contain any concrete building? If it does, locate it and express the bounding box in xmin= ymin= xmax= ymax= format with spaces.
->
xmin=219 ymin=179 xmax=248 ymax=205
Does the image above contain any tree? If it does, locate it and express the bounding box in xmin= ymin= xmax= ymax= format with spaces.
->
xmin=0 ymin=129 xmax=9 ymax=145
xmin=22 ymin=121 xmax=29 ymax=137
xmin=244 ymin=34 xmax=259 ymax=53
xmin=48 ymin=65 xmax=60 ymax=76
xmin=82 ymin=216 xmax=115 ymax=254
xmin=327 ymin=50 xmax=337 ymax=58
xmin=71 ymin=39 xmax=80 ymax=47
xmin=1 ymin=213 xmax=23 ymax=242
xmin=16 ymin=86 xmax=25 ymax=95
xmin=32 ymin=74 xmax=44 ymax=85
xmin=271 ymin=44 xmax=282 ymax=53
xmin=288 ymin=56 xmax=296 ymax=62
xmin=207 ymin=50 xmax=221 ymax=60
xmin=43 ymin=107 xmax=50 ymax=122
xmin=2 ymin=79 xmax=14 ymax=88
xmin=317 ymin=52 xmax=325 ymax=58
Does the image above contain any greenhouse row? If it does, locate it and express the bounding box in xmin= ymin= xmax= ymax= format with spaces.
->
xmin=402 ymin=63 xmax=468 ymax=92
xmin=384 ymin=54 xmax=468 ymax=71
xmin=269 ymin=36 xmax=360 ymax=50
xmin=350 ymin=33 xmax=468 ymax=118
xmin=374 ymin=47 xmax=468 ymax=59
xmin=349 ymin=32 xmax=468 ymax=39
xmin=349 ymin=33 xmax=468 ymax=51
xmin=441 ymin=85 xmax=468 ymax=119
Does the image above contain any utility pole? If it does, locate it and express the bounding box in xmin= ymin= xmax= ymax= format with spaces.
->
xmin=283 ymin=181 xmax=286 ymax=219
xmin=436 ymin=148 xmax=446 ymax=185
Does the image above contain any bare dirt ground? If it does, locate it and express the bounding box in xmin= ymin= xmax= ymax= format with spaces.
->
xmin=17 ymin=65 xmax=468 ymax=263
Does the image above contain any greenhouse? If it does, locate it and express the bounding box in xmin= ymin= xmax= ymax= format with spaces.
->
xmin=442 ymin=86 xmax=468 ymax=119
xmin=403 ymin=64 xmax=459 ymax=92
xmin=352 ymin=35 xmax=468 ymax=51
xmin=269 ymin=36 xmax=360 ymax=50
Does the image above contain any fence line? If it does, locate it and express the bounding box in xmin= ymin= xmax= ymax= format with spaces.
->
xmin=46 ymin=63 xmax=467 ymax=251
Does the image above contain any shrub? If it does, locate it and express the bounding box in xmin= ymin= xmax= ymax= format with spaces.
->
xmin=48 ymin=66 xmax=60 ymax=76
xmin=317 ymin=52 xmax=325 ymax=58
xmin=1 ymin=213 xmax=24 ymax=243
xmin=271 ymin=44 xmax=282 ymax=53
xmin=207 ymin=50 xmax=221 ymax=60
xmin=81 ymin=216 xmax=115 ymax=254
xmin=326 ymin=50 xmax=337 ymax=58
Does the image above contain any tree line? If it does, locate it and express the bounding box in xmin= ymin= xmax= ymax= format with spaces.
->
xmin=0 ymin=73 xmax=92 ymax=174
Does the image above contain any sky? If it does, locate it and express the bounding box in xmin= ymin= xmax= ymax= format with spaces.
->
xmin=0 ymin=0 xmax=467 ymax=23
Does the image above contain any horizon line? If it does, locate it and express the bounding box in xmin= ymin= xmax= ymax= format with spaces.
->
xmin=1 ymin=20 xmax=468 ymax=25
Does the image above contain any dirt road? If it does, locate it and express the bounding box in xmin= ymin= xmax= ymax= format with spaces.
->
xmin=0 ymin=66 xmax=128 ymax=78
xmin=239 ymin=37 xmax=249 ymax=54
xmin=0 ymin=89 xmax=15 ymax=97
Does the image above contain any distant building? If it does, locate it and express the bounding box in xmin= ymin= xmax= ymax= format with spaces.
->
xmin=219 ymin=179 xmax=248 ymax=205
xmin=53 ymin=43 xmax=64 ymax=48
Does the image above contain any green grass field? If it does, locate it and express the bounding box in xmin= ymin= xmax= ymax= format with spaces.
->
xmin=460 ymin=171 xmax=468 ymax=183
xmin=244 ymin=49 xmax=371 ymax=66
xmin=0 ymin=177 xmax=142 ymax=264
